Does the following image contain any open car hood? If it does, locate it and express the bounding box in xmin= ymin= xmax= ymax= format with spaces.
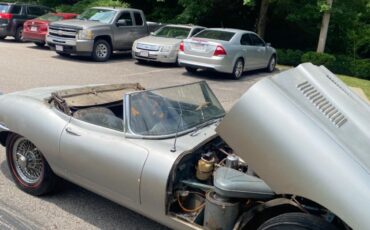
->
xmin=217 ymin=63 xmax=370 ymax=229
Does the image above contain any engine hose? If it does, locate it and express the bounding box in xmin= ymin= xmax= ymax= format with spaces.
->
xmin=177 ymin=192 xmax=205 ymax=213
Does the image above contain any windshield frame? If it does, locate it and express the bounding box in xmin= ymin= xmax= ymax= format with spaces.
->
xmin=78 ymin=8 xmax=117 ymax=24
xmin=124 ymin=81 xmax=225 ymax=139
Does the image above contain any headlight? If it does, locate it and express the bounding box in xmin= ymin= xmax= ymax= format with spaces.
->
xmin=160 ymin=45 xmax=172 ymax=52
xmin=77 ymin=30 xmax=94 ymax=40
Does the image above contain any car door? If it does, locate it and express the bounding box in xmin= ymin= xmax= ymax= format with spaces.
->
xmin=59 ymin=117 xmax=149 ymax=204
xmin=248 ymin=33 xmax=269 ymax=68
xmin=240 ymin=33 xmax=258 ymax=69
xmin=113 ymin=11 xmax=135 ymax=50
xmin=132 ymin=11 xmax=148 ymax=42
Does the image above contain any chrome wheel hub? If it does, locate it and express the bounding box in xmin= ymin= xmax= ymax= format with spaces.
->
xmin=96 ymin=44 xmax=108 ymax=58
xmin=235 ymin=61 xmax=243 ymax=78
xmin=13 ymin=138 xmax=43 ymax=184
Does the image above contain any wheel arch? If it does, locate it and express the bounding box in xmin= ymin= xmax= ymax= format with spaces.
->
xmin=94 ymin=35 xmax=113 ymax=51
xmin=0 ymin=131 xmax=11 ymax=147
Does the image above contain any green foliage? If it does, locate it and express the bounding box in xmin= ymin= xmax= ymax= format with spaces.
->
xmin=301 ymin=51 xmax=336 ymax=67
xmin=56 ymin=0 xmax=129 ymax=13
xmin=276 ymin=49 xmax=303 ymax=66
xmin=175 ymin=0 xmax=214 ymax=23
xmin=350 ymin=59 xmax=370 ymax=80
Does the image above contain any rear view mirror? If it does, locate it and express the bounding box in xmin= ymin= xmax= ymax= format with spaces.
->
xmin=117 ymin=19 xmax=127 ymax=27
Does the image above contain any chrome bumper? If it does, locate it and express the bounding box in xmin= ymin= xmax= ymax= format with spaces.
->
xmin=46 ymin=35 xmax=94 ymax=53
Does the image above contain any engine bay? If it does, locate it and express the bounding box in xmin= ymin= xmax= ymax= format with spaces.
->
xmin=166 ymin=137 xmax=275 ymax=229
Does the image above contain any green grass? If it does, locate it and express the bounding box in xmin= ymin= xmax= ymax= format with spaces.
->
xmin=338 ymin=75 xmax=370 ymax=100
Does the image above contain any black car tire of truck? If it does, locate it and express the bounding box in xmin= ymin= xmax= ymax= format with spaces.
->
xmin=6 ymin=133 xmax=59 ymax=196
xmin=257 ymin=212 xmax=337 ymax=230
xmin=92 ymin=39 xmax=111 ymax=62
xmin=14 ymin=27 xmax=23 ymax=42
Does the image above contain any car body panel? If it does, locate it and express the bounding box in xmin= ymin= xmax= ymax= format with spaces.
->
xmin=178 ymin=28 xmax=275 ymax=74
xmin=217 ymin=63 xmax=370 ymax=229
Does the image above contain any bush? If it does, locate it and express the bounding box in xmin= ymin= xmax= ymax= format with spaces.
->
xmin=301 ymin=51 xmax=336 ymax=67
xmin=276 ymin=49 xmax=303 ymax=66
xmin=350 ymin=59 xmax=370 ymax=80
xmin=56 ymin=0 xmax=129 ymax=14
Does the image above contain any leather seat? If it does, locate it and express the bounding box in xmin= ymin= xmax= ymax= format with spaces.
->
xmin=73 ymin=107 xmax=123 ymax=131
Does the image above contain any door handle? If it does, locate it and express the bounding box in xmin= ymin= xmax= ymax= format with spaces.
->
xmin=65 ymin=127 xmax=80 ymax=136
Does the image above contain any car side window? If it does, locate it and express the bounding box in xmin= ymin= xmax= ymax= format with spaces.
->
xmin=10 ymin=5 xmax=21 ymax=14
xmin=249 ymin=34 xmax=265 ymax=46
xmin=27 ymin=6 xmax=44 ymax=16
xmin=133 ymin=12 xmax=143 ymax=26
xmin=240 ymin=34 xmax=252 ymax=45
xmin=190 ymin=28 xmax=204 ymax=37
xmin=117 ymin=12 xmax=133 ymax=26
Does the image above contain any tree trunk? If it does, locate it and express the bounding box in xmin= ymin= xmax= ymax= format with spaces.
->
xmin=257 ymin=0 xmax=269 ymax=38
xmin=317 ymin=0 xmax=333 ymax=53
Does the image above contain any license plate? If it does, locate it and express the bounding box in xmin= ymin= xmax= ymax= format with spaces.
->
xmin=139 ymin=51 xmax=149 ymax=57
xmin=55 ymin=45 xmax=63 ymax=51
xmin=30 ymin=26 xmax=37 ymax=32
xmin=191 ymin=43 xmax=206 ymax=51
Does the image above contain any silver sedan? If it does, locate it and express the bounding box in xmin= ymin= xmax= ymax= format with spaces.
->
xmin=132 ymin=25 xmax=205 ymax=64
xmin=178 ymin=28 xmax=276 ymax=79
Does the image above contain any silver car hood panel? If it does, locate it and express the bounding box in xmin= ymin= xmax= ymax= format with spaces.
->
xmin=51 ymin=19 xmax=105 ymax=29
xmin=136 ymin=36 xmax=181 ymax=46
xmin=217 ymin=63 xmax=370 ymax=229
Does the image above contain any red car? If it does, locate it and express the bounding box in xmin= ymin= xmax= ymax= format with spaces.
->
xmin=23 ymin=13 xmax=77 ymax=47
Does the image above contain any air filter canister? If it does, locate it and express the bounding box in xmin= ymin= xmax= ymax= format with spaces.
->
xmin=204 ymin=191 xmax=239 ymax=230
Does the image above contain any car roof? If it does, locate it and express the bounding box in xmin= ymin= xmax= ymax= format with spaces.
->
xmin=91 ymin=7 xmax=143 ymax=12
xmin=162 ymin=24 xmax=205 ymax=29
xmin=205 ymin=28 xmax=255 ymax=34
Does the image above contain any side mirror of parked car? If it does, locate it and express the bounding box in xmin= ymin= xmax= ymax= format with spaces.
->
xmin=150 ymin=32 xmax=155 ymax=36
xmin=117 ymin=19 xmax=127 ymax=27
xmin=266 ymin=42 xmax=271 ymax=47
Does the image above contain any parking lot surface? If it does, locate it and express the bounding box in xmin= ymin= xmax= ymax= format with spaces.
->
xmin=0 ymin=39 xmax=277 ymax=229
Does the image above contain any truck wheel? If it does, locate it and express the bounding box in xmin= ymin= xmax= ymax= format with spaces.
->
xmin=257 ymin=212 xmax=337 ymax=230
xmin=14 ymin=27 xmax=23 ymax=42
xmin=92 ymin=39 xmax=111 ymax=62
xmin=6 ymin=133 xmax=58 ymax=196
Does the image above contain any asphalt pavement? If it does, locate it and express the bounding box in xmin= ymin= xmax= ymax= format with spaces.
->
xmin=0 ymin=38 xmax=278 ymax=229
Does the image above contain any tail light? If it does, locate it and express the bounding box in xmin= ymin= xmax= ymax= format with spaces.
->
xmin=179 ymin=41 xmax=184 ymax=52
xmin=0 ymin=13 xmax=13 ymax=20
xmin=40 ymin=24 xmax=48 ymax=32
xmin=214 ymin=45 xmax=227 ymax=56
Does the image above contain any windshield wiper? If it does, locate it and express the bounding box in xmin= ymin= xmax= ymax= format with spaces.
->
xmin=190 ymin=117 xmax=222 ymax=137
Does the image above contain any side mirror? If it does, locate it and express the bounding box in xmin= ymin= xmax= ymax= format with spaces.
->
xmin=150 ymin=32 xmax=155 ymax=36
xmin=266 ymin=42 xmax=271 ymax=47
xmin=117 ymin=19 xmax=127 ymax=27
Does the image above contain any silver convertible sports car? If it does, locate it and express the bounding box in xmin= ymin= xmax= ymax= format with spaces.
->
xmin=0 ymin=63 xmax=369 ymax=230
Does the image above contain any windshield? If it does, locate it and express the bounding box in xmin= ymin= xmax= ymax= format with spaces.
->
xmin=79 ymin=8 xmax=116 ymax=24
xmin=128 ymin=82 xmax=225 ymax=137
xmin=37 ymin=13 xmax=63 ymax=22
xmin=153 ymin=26 xmax=191 ymax=39
xmin=0 ymin=4 xmax=9 ymax=13
xmin=194 ymin=30 xmax=235 ymax=41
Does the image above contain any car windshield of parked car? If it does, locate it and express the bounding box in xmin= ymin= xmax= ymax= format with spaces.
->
xmin=37 ymin=13 xmax=63 ymax=22
xmin=78 ymin=8 xmax=115 ymax=24
xmin=0 ymin=4 xmax=9 ymax=13
xmin=194 ymin=30 xmax=235 ymax=41
xmin=153 ymin=26 xmax=191 ymax=39
xmin=129 ymin=82 xmax=225 ymax=137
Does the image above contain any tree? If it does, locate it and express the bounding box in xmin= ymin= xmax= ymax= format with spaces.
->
xmin=316 ymin=0 xmax=333 ymax=53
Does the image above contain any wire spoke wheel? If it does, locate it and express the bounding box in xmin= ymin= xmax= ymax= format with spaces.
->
xmin=12 ymin=138 xmax=44 ymax=184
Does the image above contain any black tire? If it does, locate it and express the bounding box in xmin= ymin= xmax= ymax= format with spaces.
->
xmin=92 ymin=39 xmax=111 ymax=62
xmin=231 ymin=58 xmax=244 ymax=79
xmin=14 ymin=27 xmax=23 ymax=42
xmin=6 ymin=133 xmax=58 ymax=196
xmin=34 ymin=42 xmax=45 ymax=47
xmin=0 ymin=36 xmax=5 ymax=40
xmin=56 ymin=51 xmax=70 ymax=57
xmin=185 ymin=66 xmax=197 ymax=73
xmin=266 ymin=55 xmax=276 ymax=73
xmin=257 ymin=212 xmax=337 ymax=230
